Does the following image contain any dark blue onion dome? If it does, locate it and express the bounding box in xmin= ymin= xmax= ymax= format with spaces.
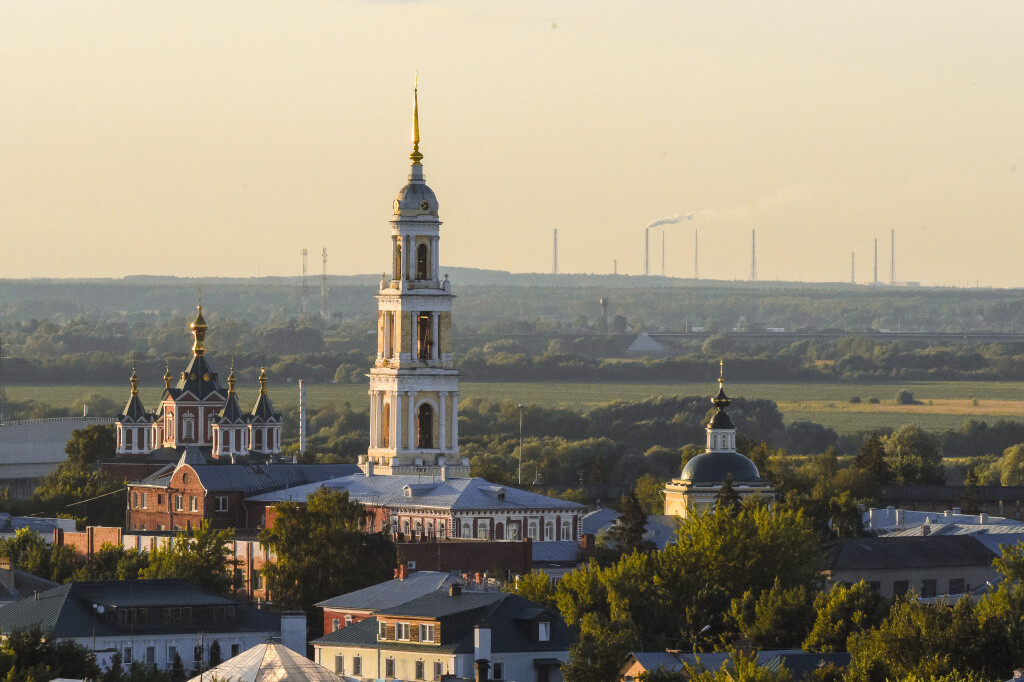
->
xmin=682 ymin=451 xmax=762 ymax=484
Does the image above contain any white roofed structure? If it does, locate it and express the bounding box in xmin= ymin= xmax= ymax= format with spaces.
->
xmin=187 ymin=643 xmax=345 ymax=682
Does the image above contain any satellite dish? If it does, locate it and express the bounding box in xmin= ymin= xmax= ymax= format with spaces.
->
xmin=95 ymin=604 xmax=105 ymax=614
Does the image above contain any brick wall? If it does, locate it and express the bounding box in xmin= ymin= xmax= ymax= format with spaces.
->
xmin=396 ymin=538 xmax=532 ymax=577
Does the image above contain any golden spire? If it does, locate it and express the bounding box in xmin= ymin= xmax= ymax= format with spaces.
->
xmin=227 ymin=358 xmax=236 ymax=395
xmin=712 ymin=358 xmax=730 ymax=410
xmin=164 ymin=360 xmax=173 ymax=389
xmin=190 ymin=290 xmax=208 ymax=357
xmin=719 ymin=358 xmax=724 ymax=390
xmin=130 ymin=357 xmax=139 ymax=397
xmin=410 ymin=71 xmax=423 ymax=166
xmin=259 ymin=366 xmax=268 ymax=395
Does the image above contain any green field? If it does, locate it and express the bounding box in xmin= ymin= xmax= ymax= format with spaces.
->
xmin=8 ymin=380 xmax=1024 ymax=434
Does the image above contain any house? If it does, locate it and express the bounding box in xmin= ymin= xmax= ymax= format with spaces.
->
xmin=317 ymin=571 xmax=466 ymax=635
xmin=313 ymin=585 xmax=571 ymax=682
xmin=0 ymin=557 xmax=59 ymax=603
xmin=864 ymin=506 xmax=1024 ymax=532
xmin=620 ymin=650 xmax=850 ymax=681
xmin=0 ymin=579 xmax=293 ymax=671
xmin=825 ymin=535 xmax=999 ymax=598
xmin=126 ymin=453 xmax=357 ymax=531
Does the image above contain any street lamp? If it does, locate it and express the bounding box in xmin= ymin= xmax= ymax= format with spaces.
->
xmin=517 ymin=404 xmax=525 ymax=486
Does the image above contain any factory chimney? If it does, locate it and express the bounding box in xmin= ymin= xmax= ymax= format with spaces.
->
xmin=298 ymin=379 xmax=307 ymax=459
xmin=750 ymin=229 xmax=757 ymax=282
xmin=694 ymin=230 xmax=699 ymax=280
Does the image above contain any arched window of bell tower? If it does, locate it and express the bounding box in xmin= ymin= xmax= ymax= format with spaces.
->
xmin=417 ymin=313 xmax=432 ymax=360
xmin=382 ymin=403 xmax=391 ymax=448
xmin=416 ymin=243 xmax=429 ymax=280
xmin=394 ymin=241 xmax=403 ymax=280
xmin=417 ymin=403 xmax=434 ymax=449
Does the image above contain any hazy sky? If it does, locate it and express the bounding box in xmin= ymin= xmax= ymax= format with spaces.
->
xmin=1 ymin=1 xmax=1022 ymax=286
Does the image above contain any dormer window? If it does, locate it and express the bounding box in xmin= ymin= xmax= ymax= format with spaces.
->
xmin=378 ymin=620 xmax=387 ymax=640
xmin=538 ymin=621 xmax=551 ymax=642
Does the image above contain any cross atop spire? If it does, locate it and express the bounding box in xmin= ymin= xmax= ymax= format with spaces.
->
xmin=712 ymin=358 xmax=730 ymax=410
xmin=410 ymin=72 xmax=423 ymax=166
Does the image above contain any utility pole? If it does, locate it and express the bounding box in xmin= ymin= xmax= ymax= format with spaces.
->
xmin=517 ymin=404 xmax=525 ymax=485
xmin=750 ymin=229 xmax=757 ymax=282
xmin=661 ymin=230 xmax=666 ymax=277
xmin=644 ymin=227 xmax=650 ymax=276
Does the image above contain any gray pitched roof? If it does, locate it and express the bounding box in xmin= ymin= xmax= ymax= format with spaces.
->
xmin=168 ymin=355 xmax=225 ymax=402
xmin=213 ymin=393 xmax=247 ymax=425
xmin=314 ymin=589 xmax=571 ymax=655
xmin=118 ymin=394 xmax=153 ymax=423
xmin=316 ymin=571 xmax=463 ymax=611
xmin=138 ymin=463 xmax=359 ymax=493
xmin=249 ymin=393 xmax=281 ymax=424
xmin=826 ymin=535 xmax=997 ymax=572
xmin=0 ymin=567 xmax=59 ymax=603
xmin=0 ymin=579 xmax=278 ymax=638
xmin=247 ymin=474 xmax=585 ymax=513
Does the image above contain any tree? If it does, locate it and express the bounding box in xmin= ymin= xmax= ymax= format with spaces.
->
xmin=728 ymin=579 xmax=815 ymax=650
xmin=883 ymin=424 xmax=944 ymax=484
xmin=685 ymin=651 xmax=794 ymax=682
xmin=258 ymin=487 xmax=395 ymax=614
xmin=0 ymin=624 xmax=100 ymax=682
xmin=714 ymin=474 xmax=742 ymax=515
xmin=560 ymin=612 xmax=636 ymax=682
xmin=141 ymin=520 xmax=236 ymax=595
xmin=633 ymin=474 xmax=666 ymax=515
xmin=803 ymin=580 xmax=889 ymax=652
xmin=503 ymin=570 xmax=557 ymax=609
xmin=999 ymin=444 xmax=1024 ymax=486
xmin=74 ymin=542 xmax=150 ymax=581
xmin=854 ymin=432 xmax=890 ymax=483
xmin=31 ymin=457 xmax=124 ymax=526
xmin=608 ymin=492 xmax=651 ymax=555
xmin=170 ymin=653 xmax=185 ymax=682
xmin=64 ymin=424 xmax=116 ymax=465
xmin=207 ymin=641 xmax=222 ymax=669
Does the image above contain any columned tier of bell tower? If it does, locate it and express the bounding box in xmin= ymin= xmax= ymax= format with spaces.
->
xmin=359 ymin=82 xmax=468 ymax=478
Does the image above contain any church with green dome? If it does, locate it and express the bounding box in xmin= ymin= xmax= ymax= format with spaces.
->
xmin=664 ymin=364 xmax=774 ymax=518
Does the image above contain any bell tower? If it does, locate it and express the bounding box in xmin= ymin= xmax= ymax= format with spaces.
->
xmin=361 ymin=80 xmax=466 ymax=477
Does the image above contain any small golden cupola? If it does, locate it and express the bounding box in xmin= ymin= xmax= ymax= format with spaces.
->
xmin=130 ymin=364 xmax=139 ymax=397
xmin=191 ymin=304 xmax=208 ymax=357
xmin=227 ymin=361 xmax=237 ymax=395
xmin=258 ymin=366 xmax=268 ymax=395
xmin=163 ymin=361 xmax=173 ymax=390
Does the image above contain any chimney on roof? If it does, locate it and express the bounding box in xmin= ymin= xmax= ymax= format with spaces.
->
xmin=474 ymin=621 xmax=492 ymax=681
xmin=449 ymin=584 xmax=462 ymax=597
xmin=895 ymin=509 xmax=905 ymax=526
xmin=980 ymin=513 xmax=989 ymax=524
xmin=366 ymin=460 xmax=374 ymax=477
xmin=953 ymin=507 xmax=962 ymax=515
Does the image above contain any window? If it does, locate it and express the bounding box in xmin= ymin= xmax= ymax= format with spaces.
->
xmin=133 ymin=493 xmax=138 ymax=508
xmin=528 ymin=521 xmax=539 ymax=541
xmin=174 ymin=495 xmax=183 ymax=511
xmin=439 ymin=522 xmax=446 ymax=538
xmin=167 ymin=646 xmax=177 ymax=665
xmin=182 ymin=473 xmax=189 ymax=485
xmin=254 ymin=429 xmax=263 ymax=449
xmin=416 ymin=243 xmax=429 ymax=280
xmin=334 ymin=655 xmax=344 ymax=675
xmin=190 ymin=496 xmax=198 ymax=512
xmin=868 ymin=581 xmax=881 ymax=592
xmin=893 ymin=580 xmax=910 ymax=596
xmin=125 ymin=429 xmax=133 ymax=447
xmin=492 ymin=662 xmax=504 ymax=679
xmin=949 ymin=578 xmax=966 ymax=594
xmin=230 ymin=644 xmax=240 ymax=657
xmin=123 ymin=647 xmax=132 ymax=663
xmin=433 ymin=661 xmax=443 ymax=680
xmin=216 ymin=496 xmax=228 ymax=512
xmin=140 ymin=493 xmax=147 ymax=508
xmin=385 ymin=658 xmax=395 ymax=678
xmin=417 ymin=402 xmax=433 ymax=447
xmin=352 ymin=656 xmax=362 ymax=676
xmin=182 ymin=417 xmax=195 ymax=440
xmin=252 ymin=572 xmax=263 ymax=590
xmin=157 ymin=494 xmax=164 ymax=505
xmin=378 ymin=620 xmax=388 ymax=640
xmin=419 ymin=623 xmax=435 ymax=642
xmin=462 ymin=521 xmax=472 ymax=538
xmin=396 ymin=622 xmax=411 ymax=640
xmin=544 ymin=521 xmax=554 ymax=541
xmin=415 ymin=660 xmax=425 ymax=680
xmin=538 ymin=621 xmax=551 ymax=642
xmin=145 ymin=647 xmax=155 ymax=664
xmin=561 ymin=521 xmax=572 ymax=541
xmin=345 ymin=615 xmax=353 ymax=626
xmin=332 ymin=619 xmax=340 ymax=632
xmin=921 ymin=579 xmax=937 ymax=598
xmin=193 ymin=645 xmax=203 ymax=667
xmin=382 ymin=403 xmax=391 ymax=448
xmin=477 ymin=520 xmax=490 ymax=540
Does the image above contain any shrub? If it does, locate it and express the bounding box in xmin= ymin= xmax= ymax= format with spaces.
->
xmin=849 ymin=396 xmax=862 ymax=404
xmin=868 ymin=397 xmax=880 ymax=404
xmin=896 ymin=389 xmax=917 ymax=405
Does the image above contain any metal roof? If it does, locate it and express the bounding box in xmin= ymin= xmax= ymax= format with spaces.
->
xmin=246 ymin=474 xmax=585 ymax=512
xmin=316 ymin=571 xmax=463 ymax=611
xmin=826 ymin=535 xmax=997 ymax=571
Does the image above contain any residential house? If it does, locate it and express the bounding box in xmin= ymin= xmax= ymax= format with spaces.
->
xmin=317 ymin=571 xmax=465 ymax=636
xmin=313 ymin=585 xmax=571 ymax=681
xmin=0 ymin=579 xmax=293 ymax=671
xmin=825 ymin=535 xmax=999 ymax=598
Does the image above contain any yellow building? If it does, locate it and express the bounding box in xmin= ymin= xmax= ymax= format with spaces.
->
xmin=664 ymin=369 xmax=773 ymax=518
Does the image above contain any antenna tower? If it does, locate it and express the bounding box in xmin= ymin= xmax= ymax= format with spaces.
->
xmin=301 ymin=248 xmax=309 ymax=315
xmin=890 ymin=229 xmax=895 ymax=285
xmin=750 ymin=229 xmax=757 ymax=282
xmin=553 ymin=229 xmax=558 ymax=274
xmin=661 ymin=230 xmax=666 ymax=277
xmin=850 ymin=251 xmax=855 ymax=284
xmin=321 ymin=248 xmax=328 ymax=322
xmin=644 ymin=227 xmax=650 ymax=276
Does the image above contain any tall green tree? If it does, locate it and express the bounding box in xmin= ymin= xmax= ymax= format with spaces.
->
xmin=728 ymin=579 xmax=815 ymax=650
xmin=609 ymin=492 xmax=652 ymax=555
xmin=714 ymin=473 xmax=742 ymax=515
xmin=74 ymin=542 xmax=150 ymax=581
xmin=258 ymin=487 xmax=395 ymax=614
xmin=854 ymin=432 xmax=890 ymax=483
xmin=802 ymin=580 xmax=889 ymax=653
xmin=883 ymin=424 xmax=944 ymax=484
xmin=503 ymin=570 xmax=557 ymax=609
xmin=141 ymin=520 xmax=236 ymax=595
xmin=64 ymin=424 xmax=116 ymax=465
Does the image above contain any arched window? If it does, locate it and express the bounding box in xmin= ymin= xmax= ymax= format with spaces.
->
xmin=381 ymin=403 xmax=391 ymax=448
xmin=417 ymin=313 xmax=432 ymax=360
xmin=494 ymin=522 xmax=505 ymax=541
xmin=477 ymin=520 xmax=490 ymax=540
xmin=426 ymin=521 xmax=435 ymax=537
xmin=417 ymin=403 xmax=434 ymax=449
xmin=125 ymin=428 xmax=133 ymax=448
xmin=462 ymin=520 xmax=473 ymax=538
xmin=561 ymin=521 xmax=572 ymax=541
xmin=402 ymin=520 xmax=411 ymax=536
xmin=394 ymin=242 xmax=403 ymax=280
xmin=439 ymin=522 xmax=446 ymax=538
xmin=544 ymin=521 xmax=555 ymax=541
xmin=416 ymin=243 xmax=429 ymax=280
xmin=254 ymin=429 xmax=263 ymax=449
xmin=182 ymin=416 xmax=194 ymax=440
xmin=528 ymin=521 xmax=539 ymax=541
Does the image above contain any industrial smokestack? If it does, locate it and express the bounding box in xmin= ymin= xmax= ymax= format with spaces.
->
xmin=661 ymin=230 xmax=666 ymax=277
xmin=553 ymin=229 xmax=558 ymax=275
xmin=750 ymin=229 xmax=757 ymax=282
xmin=851 ymin=251 xmax=855 ymax=284
xmin=873 ymin=239 xmax=878 ymax=284
xmin=890 ymin=229 xmax=895 ymax=285
xmin=645 ymin=214 xmax=693 ymax=277
xmin=694 ymin=230 xmax=699 ymax=280
xmin=613 ymin=259 xmax=618 ymax=275
xmin=321 ymin=248 xmax=328 ymax=322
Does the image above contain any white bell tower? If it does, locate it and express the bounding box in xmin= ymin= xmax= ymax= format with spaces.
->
xmin=360 ymin=80 xmax=466 ymax=478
